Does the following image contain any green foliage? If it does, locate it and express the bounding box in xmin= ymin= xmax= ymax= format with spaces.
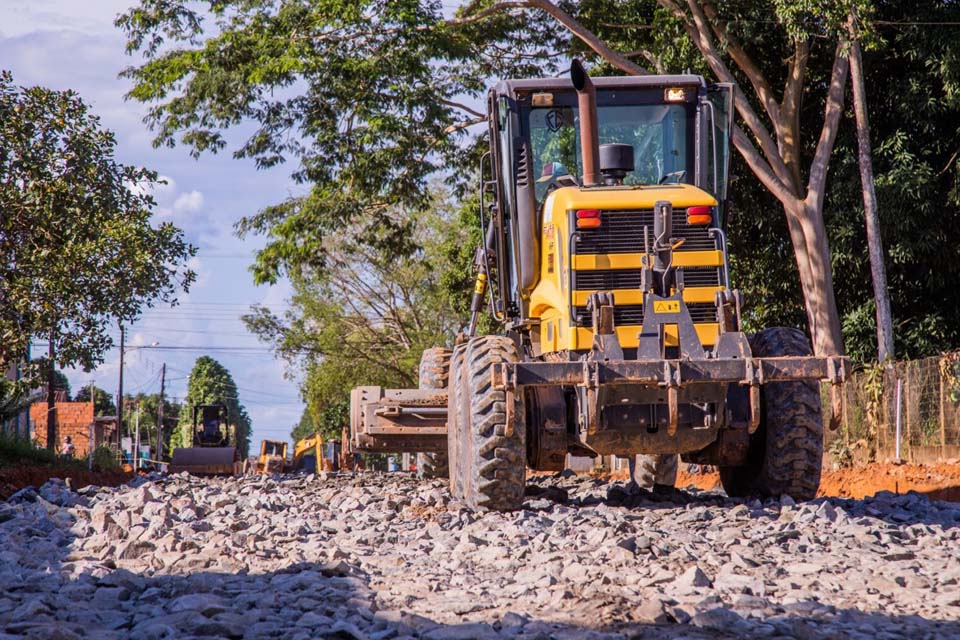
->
xmin=291 ymin=407 xmax=317 ymax=443
xmin=0 ymin=431 xmax=59 ymax=466
xmin=0 ymin=70 xmax=196 ymax=376
xmin=291 ymin=402 xmax=346 ymax=443
xmin=28 ymin=358 xmax=72 ymax=400
xmin=825 ymin=0 xmax=960 ymax=362
xmin=246 ymin=188 xmax=470 ymax=430
xmin=0 ymin=379 xmax=30 ymax=424
xmin=939 ymin=353 xmax=960 ymax=403
xmin=118 ymin=0 xmax=960 ymax=365
xmin=91 ymin=445 xmax=119 ymax=472
xmin=116 ymin=0 xmax=564 ymax=284
xmin=121 ymin=392 xmax=181 ymax=457
xmin=172 ymin=356 xmax=251 ymax=457
xmin=74 ymin=386 xmax=117 ymax=417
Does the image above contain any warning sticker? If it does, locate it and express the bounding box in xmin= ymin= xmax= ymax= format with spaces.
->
xmin=653 ymin=300 xmax=681 ymax=314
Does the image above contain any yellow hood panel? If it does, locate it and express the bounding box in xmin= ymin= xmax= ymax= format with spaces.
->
xmin=547 ymin=183 xmax=717 ymax=211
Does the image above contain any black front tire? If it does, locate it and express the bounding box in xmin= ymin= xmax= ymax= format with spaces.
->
xmin=720 ymin=327 xmax=823 ymax=501
xmin=450 ymin=336 xmax=526 ymax=511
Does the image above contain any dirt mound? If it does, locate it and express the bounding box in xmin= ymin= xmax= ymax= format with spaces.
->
xmin=609 ymin=461 xmax=960 ymax=502
xmin=0 ymin=464 xmax=132 ymax=500
xmin=818 ymin=461 xmax=960 ymax=501
xmin=674 ymin=461 xmax=960 ymax=502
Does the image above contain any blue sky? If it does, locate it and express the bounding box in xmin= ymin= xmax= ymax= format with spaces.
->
xmin=3 ymin=1 xmax=306 ymax=446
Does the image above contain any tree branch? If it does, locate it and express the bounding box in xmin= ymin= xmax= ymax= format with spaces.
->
xmin=779 ymin=38 xmax=809 ymax=190
xmin=623 ymin=49 xmax=665 ymax=74
xmin=700 ymin=0 xmax=781 ymax=126
xmin=731 ymin=126 xmax=796 ymax=206
xmin=443 ymin=117 xmax=485 ymax=135
xmin=456 ymin=1 xmax=650 ymax=75
xmin=438 ymin=98 xmax=484 ymax=119
xmin=806 ymin=42 xmax=850 ymax=210
xmin=678 ymin=0 xmax=796 ymax=196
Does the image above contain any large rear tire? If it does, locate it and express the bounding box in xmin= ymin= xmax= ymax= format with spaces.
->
xmin=629 ymin=454 xmax=678 ymax=492
xmin=416 ymin=347 xmax=451 ymax=480
xmin=720 ymin=327 xmax=823 ymax=501
xmin=449 ymin=336 xmax=526 ymax=511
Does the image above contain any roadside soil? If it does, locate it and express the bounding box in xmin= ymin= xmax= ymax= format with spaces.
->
xmin=609 ymin=461 xmax=960 ymax=502
xmin=0 ymin=463 xmax=132 ymax=500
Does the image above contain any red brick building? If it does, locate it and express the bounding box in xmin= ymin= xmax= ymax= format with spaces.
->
xmin=29 ymin=401 xmax=108 ymax=457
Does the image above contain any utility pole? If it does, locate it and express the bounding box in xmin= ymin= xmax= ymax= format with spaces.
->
xmin=88 ymin=379 xmax=95 ymax=460
xmin=46 ymin=328 xmax=56 ymax=452
xmin=134 ymin=401 xmax=141 ymax=471
xmin=117 ymin=324 xmax=124 ymax=454
xmin=157 ymin=362 xmax=166 ymax=462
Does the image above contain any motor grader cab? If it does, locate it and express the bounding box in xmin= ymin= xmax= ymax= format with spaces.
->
xmin=351 ymin=60 xmax=849 ymax=510
xmin=169 ymin=404 xmax=241 ymax=475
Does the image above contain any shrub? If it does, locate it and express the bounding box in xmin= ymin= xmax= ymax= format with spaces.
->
xmin=0 ymin=432 xmax=58 ymax=466
xmin=91 ymin=446 xmax=119 ymax=472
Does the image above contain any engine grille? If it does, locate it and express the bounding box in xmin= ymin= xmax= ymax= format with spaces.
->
xmin=573 ymin=266 xmax=721 ymax=290
xmin=574 ymin=209 xmax=717 ymax=255
xmin=573 ymin=302 xmax=717 ymax=326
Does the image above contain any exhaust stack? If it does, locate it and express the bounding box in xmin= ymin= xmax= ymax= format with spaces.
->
xmin=570 ymin=59 xmax=601 ymax=187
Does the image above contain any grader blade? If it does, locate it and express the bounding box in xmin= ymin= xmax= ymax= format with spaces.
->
xmin=350 ymin=386 xmax=447 ymax=454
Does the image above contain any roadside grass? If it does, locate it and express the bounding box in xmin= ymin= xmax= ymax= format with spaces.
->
xmin=0 ymin=432 xmax=86 ymax=470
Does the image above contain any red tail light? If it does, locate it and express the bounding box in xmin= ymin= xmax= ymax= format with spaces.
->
xmin=686 ymin=206 xmax=713 ymax=225
xmin=576 ymin=209 xmax=601 ymax=229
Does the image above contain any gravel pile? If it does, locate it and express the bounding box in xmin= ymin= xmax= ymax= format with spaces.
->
xmin=1 ymin=471 xmax=959 ymax=639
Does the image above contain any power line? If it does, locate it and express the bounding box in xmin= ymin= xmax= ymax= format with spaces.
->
xmin=125 ymin=369 xmax=163 ymax=395
xmin=125 ymin=346 xmax=274 ymax=352
xmin=147 ymin=301 xmax=291 ymax=308
xmin=111 ymin=327 xmax=262 ymax=338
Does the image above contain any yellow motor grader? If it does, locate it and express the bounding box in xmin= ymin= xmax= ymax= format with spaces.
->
xmin=350 ymin=61 xmax=849 ymax=510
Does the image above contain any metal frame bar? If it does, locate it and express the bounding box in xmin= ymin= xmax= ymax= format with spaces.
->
xmin=491 ymin=356 xmax=849 ymax=391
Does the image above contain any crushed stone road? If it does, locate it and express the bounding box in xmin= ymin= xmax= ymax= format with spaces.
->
xmin=1 ymin=471 xmax=959 ymax=639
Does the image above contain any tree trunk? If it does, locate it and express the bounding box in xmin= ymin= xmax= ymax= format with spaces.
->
xmin=785 ymin=199 xmax=845 ymax=356
xmin=849 ymin=39 xmax=895 ymax=362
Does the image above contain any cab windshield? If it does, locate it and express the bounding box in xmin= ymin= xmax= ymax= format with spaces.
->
xmin=525 ymin=91 xmax=695 ymax=203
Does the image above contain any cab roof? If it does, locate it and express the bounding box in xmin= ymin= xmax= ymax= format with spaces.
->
xmin=494 ymin=74 xmax=706 ymax=98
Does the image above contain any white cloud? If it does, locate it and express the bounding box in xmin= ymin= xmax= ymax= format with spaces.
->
xmin=1 ymin=1 xmax=133 ymax=39
xmin=174 ymin=190 xmax=205 ymax=214
xmin=151 ymin=175 xmax=178 ymax=203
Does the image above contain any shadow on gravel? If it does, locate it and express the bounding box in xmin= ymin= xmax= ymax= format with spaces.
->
xmin=5 ymin=558 xmax=960 ymax=640
xmin=4 ymin=521 xmax=960 ymax=640
xmin=525 ymin=476 xmax=960 ymax=531
xmin=3 ymin=478 xmax=959 ymax=640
